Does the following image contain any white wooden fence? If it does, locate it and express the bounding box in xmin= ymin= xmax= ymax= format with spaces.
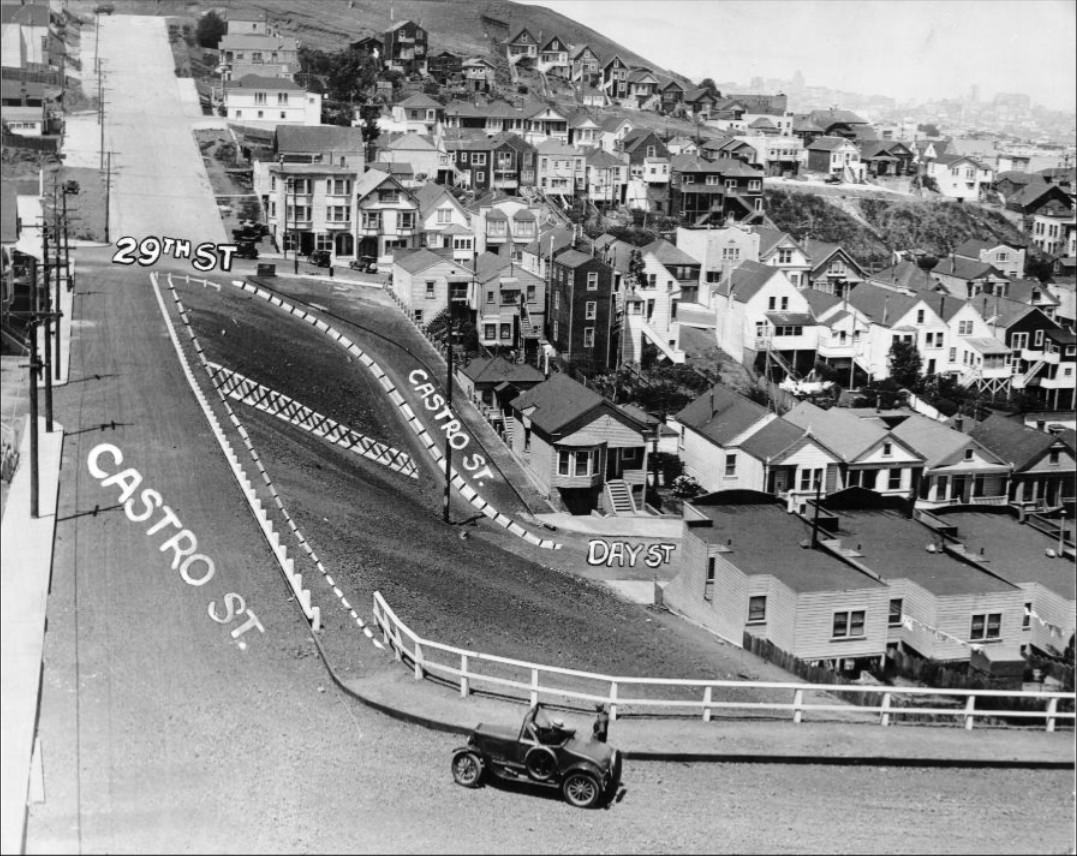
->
xmin=372 ymin=591 xmax=1075 ymax=732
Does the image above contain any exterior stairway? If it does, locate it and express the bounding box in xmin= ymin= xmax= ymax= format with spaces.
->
xmin=1015 ymin=359 xmax=1045 ymax=388
xmin=605 ymin=479 xmax=636 ymax=515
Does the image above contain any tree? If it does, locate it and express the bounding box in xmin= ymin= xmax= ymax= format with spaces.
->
xmin=917 ymin=122 xmax=940 ymax=137
xmin=699 ymin=77 xmax=717 ymax=93
xmin=628 ymin=247 xmax=645 ymax=287
xmin=887 ymin=340 xmax=923 ymax=391
xmin=195 ymin=10 xmax=226 ymax=49
xmin=358 ymin=102 xmax=381 ymax=164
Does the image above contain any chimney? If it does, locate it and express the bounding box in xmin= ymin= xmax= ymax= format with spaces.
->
xmin=954 ymin=414 xmax=964 ymax=432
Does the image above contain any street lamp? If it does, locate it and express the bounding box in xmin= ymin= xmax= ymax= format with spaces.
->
xmin=1059 ymin=509 xmax=1067 ymax=558
xmin=443 ymin=312 xmax=456 ymax=525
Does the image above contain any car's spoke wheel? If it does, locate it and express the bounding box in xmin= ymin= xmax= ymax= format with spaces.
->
xmin=562 ymin=772 xmax=600 ymax=808
xmin=451 ymin=751 xmax=483 ymax=788
xmin=524 ymin=747 xmax=557 ymax=782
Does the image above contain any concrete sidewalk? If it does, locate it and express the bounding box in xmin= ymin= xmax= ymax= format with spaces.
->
xmin=333 ymin=655 xmax=1073 ymax=768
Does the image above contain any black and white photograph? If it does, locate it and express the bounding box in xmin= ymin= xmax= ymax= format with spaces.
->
xmin=1 ymin=0 xmax=1074 ymax=852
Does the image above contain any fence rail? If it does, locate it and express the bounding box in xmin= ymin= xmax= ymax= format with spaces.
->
xmin=371 ymin=592 xmax=1075 ymax=732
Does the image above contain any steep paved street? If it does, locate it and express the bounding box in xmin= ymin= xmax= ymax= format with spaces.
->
xmin=16 ymin=12 xmax=1075 ymax=856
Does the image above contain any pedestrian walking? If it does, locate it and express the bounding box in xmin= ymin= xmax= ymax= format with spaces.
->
xmin=593 ymin=703 xmax=609 ymax=743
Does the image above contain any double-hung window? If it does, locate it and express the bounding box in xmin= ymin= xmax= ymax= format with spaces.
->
xmin=832 ymin=610 xmax=866 ymax=638
xmin=970 ymin=612 xmax=1002 ymax=640
xmin=747 ymin=596 xmax=766 ymax=623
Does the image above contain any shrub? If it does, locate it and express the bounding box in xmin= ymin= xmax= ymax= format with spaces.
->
xmin=671 ymin=474 xmax=704 ymax=499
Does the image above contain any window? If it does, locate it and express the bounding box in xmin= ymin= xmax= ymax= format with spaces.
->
xmin=958 ymin=320 xmax=973 ymax=335
xmin=949 ymin=347 xmax=957 ymax=362
xmin=1049 ymin=448 xmax=1061 ymax=465
xmin=970 ymin=612 xmax=1002 ymax=640
xmin=1034 ymin=329 xmax=1045 ymax=347
xmin=882 ymin=441 xmax=892 ymax=457
xmin=748 ymin=179 xmax=761 ymax=191
xmin=888 ymin=599 xmax=903 ymax=627
xmin=583 ymin=327 xmax=595 ymax=348
xmin=768 ymin=296 xmax=776 ymax=310
xmin=328 ymin=178 xmax=352 ymax=195
xmin=326 ymin=205 xmax=350 ymax=223
xmin=475 ymin=171 xmax=485 ymax=184
xmin=255 ymin=91 xmax=267 ymax=104
xmin=705 ymin=174 xmax=720 ymax=185
xmin=1023 ymin=602 xmax=1031 ymax=629
xmin=587 ymin=271 xmax=599 ymax=290
xmin=413 ymin=310 xmax=423 ymax=323
xmin=888 ymin=468 xmax=902 ymax=490
xmin=483 ymin=324 xmax=496 ymax=341
xmin=362 ymin=212 xmax=381 ymax=230
xmin=557 ymin=449 xmax=594 ymax=477
xmin=500 ymin=323 xmax=512 ymax=340
xmin=472 ymin=153 xmax=486 ymax=165
xmin=964 ymin=448 xmax=974 ymax=461
xmin=257 ymin=110 xmax=264 ymax=119
xmin=315 ymin=234 xmax=333 ymax=251
xmin=399 ymin=212 xmax=415 ymax=230
xmin=777 ymin=249 xmax=793 ymax=264
xmin=724 ymin=454 xmax=736 ymax=477
xmin=916 ymin=309 xmax=925 ymax=324
xmin=424 ymin=280 xmax=436 ymax=298
xmin=277 ymin=92 xmax=289 ymax=105
xmin=747 ymin=596 xmax=766 ymax=623
xmin=780 ymin=296 xmax=789 ymax=311
xmin=704 ymin=557 xmax=715 ymax=601
xmin=799 ymin=468 xmax=822 ymax=491
xmin=436 ymin=207 xmax=452 ymax=225
xmin=585 ymin=300 xmax=597 ymax=320
xmin=833 ymin=610 xmax=866 ymax=638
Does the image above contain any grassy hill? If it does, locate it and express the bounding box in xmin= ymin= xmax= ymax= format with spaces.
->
xmin=231 ymin=0 xmax=689 ymax=83
xmin=765 ymin=189 xmax=1037 ymax=273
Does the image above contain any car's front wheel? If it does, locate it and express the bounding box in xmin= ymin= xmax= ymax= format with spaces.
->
xmin=451 ymin=750 xmax=484 ymax=788
xmin=562 ymin=771 xmax=600 ymax=808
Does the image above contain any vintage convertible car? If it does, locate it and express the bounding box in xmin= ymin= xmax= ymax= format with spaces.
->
xmin=450 ymin=703 xmax=621 ymax=808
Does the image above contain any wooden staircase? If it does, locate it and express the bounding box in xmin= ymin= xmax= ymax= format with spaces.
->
xmin=604 ymin=479 xmax=636 ymax=515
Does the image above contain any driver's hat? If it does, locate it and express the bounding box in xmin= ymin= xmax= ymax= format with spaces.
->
xmin=551 ymin=718 xmax=564 ymax=727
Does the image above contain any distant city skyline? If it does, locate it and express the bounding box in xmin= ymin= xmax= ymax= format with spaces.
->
xmin=516 ymin=0 xmax=1077 ymax=113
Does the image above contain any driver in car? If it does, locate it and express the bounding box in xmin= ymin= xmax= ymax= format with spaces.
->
xmin=527 ymin=705 xmax=567 ymax=744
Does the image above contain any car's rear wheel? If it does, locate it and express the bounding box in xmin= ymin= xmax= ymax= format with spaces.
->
xmin=451 ymin=750 xmax=484 ymax=788
xmin=524 ymin=746 xmax=558 ymax=782
xmin=562 ymin=771 xmax=601 ymax=808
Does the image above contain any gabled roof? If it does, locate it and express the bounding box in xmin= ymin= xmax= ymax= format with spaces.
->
xmin=954 ymin=238 xmax=1024 ymax=258
xmin=1007 ymin=278 xmax=1057 ymax=305
xmin=643 ymin=238 xmax=699 ymax=268
xmin=395 ymin=92 xmax=442 ymax=110
xmin=540 ymin=35 xmax=569 ymax=52
xmin=870 ymin=260 xmax=938 ymax=293
xmin=807 ymin=135 xmax=856 ymax=152
xmin=393 ymin=247 xmax=468 ymax=275
xmin=274 ymin=125 xmax=365 ymax=153
xmin=739 ymin=418 xmax=812 ymax=461
xmin=385 ymin=131 xmax=437 ymax=151
xmin=931 ymin=256 xmax=1005 ymax=280
xmin=676 ymin=386 xmax=770 ymax=446
xmin=386 ymin=19 xmax=424 ymax=33
xmin=802 ymin=288 xmax=842 ymax=317
xmin=586 ymin=148 xmax=624 ymax=168
xmin=714 ymin=259 xmax=782 ymax=301
xmin=523 ymin=225 xmax=575 ymax=256
xmin=475 ymin=252 xmax=543 ymax=286
xmin=353 ymin=168 xmax=397 ymax=199
xmin=965 ymin=293 xmax=1043 ymax=328
xmin=808 ymin=108 xmax=868 ymax=127
xmin=683 ymin=87 xmax=716 ymax=102
xmin=506 ymin=27 xmax=538 ymax=45
xmin=793 ymin=114 xmax=825 ymax=133
xmin=784 ymin=402 xmax=917 ymax=462
xmin=804 ymin=239 xmax=867 ymax=276
xmin=554 ymin=248 xmax=597 ymax=268
xmin=571 ymin=44 xmax=598 ymax=60
xmin=753 ymin=226 xmax=800 ymax=257
xmin=510 ymin=373 xmax=646 ymax=436
xmin=599 ymin=115 xmax=632 ymax=133
xmin=413 ymin=182 xmax=467 ymax=220
xmin=890 ymin=414 xmax=1007 ymax=469
xmin=847 ymin=282 xmax=921 ymax=327
xmin=461 ymin=355 xmax=545 ymax=385
xmin=535 ymin=139 xmax=582 ymax=156
xmin=1007 ymin=181 xmax=1072 ymax=211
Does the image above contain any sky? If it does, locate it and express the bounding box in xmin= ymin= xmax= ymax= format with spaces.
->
xmin=515 ymin=0 xmax=1077 ymax=112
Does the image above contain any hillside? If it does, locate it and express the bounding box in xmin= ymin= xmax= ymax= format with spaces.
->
xmin=230 ymin=0 xmax=690 ymax=84
xmin=765 ymin=189 xmax=1037 ymax=273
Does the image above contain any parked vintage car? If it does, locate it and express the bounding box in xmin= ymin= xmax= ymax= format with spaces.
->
xmin=450 ymin=704 xmax=621 ymax=808
xmin=308 ymin=249 xmax=332 ymax=268
xmin=349 ymin=256 xmax=378 ymax=273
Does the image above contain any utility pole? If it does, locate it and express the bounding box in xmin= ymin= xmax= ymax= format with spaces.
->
xmin=52 ymin=173 xmax=62 ymax=379
xmin=810 ymin=478 xmax=822 ymax=548
xmin=104 ymin=150 xmax=111 ymax=243
xmin=443 ymin=317 xmax=454 ymax=525
xmin=41 ymin=223 xmax=54 ymax=433
xmin=292 ymin=173 xmax=299 ymax=274
xmin=28 ymin=319 xmax=41 ymax=519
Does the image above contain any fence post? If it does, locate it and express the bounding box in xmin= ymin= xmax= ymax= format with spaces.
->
xmin=963 ymin=694 xmax=976 ymax=731
xmin=609 ymin=682 xmax=619 ymax=721
xmin=702 ymin=685 xmax=713 ymax=723
xmin=1046 ymin=697 xmax=1058 ymax=733
xmin=460 ymin=654 xmax=470 ymax=698
xmin=880 ymin=691 xmax=892 ymax=727
xmin=529 ymin=668 xmax=539 ymax=707
xmin=792 ymin=688 xmax=804 ymax=724
xmin=413 ymin=641 xmax=424 ymax=680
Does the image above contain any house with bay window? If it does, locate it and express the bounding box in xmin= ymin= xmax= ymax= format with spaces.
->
xmin=354 ymin=169 xmax=421 ymax=259
xmin=535 ymin=140 xmax=586 ymax=197
xmin=804 ymin=240 xmax=868 ymax=298
xmin=223 ymin=75 xmax=321 ymax=125
xmin=414 ymin=183 xmax=473 ymax=262
xmin=968 ymin=415 xmax=1076 ymax=511
xmin=473 ymin=251 xmax=546 ymax=353
xmin=754 ymin=227 xmax=811 ymax=289
xmin=507 ymin=372 xmax=654 ymax=515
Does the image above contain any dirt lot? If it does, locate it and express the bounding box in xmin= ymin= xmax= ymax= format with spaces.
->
xmin=171 ymin=277 xmax=814 ymax=701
